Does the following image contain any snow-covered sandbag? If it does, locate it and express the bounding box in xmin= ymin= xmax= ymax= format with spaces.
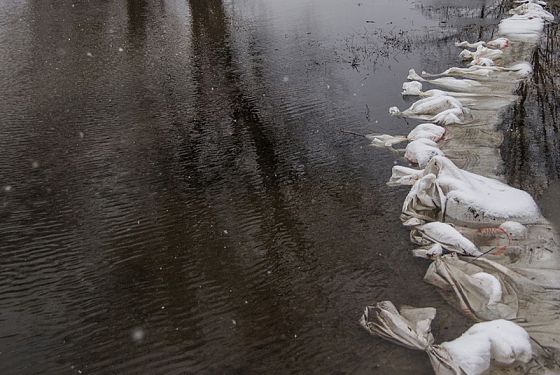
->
xmin=509 ymin=3 xmax=554 ymax=22
xmin=499 ymin=15 xmax=544 ymax=40
xmin=469 ymin=57 xmax=495 ymax=67
xmin=441 ymin=319 xmax=532 ymax=375
xmin=421 ymin=63 xmax=532 ymax=80
xmin=365 ymin=124 xmax=445 ymax=154
xmin=455 ymin=38 xmax=510 ymax=50
xmin=407 ymin=123 xmax=445 ymax=142
xmin=365 ymin=133 xmax=406 ymax=147
xmin=390 ymin=95 xmax=463 ymax=116
xmin=400 ymin=156 xmax=541 ymax=225
xmin=408 ymin=69 xmax=488 ymax=93
xmin=499 ymin=221 xmax=528 ymax=239
xmin=485 ymin=37 xmax=510 ymax=49
xmin=402 ymin=81 xmax=423 ymax=96
xmin=405 ymin=139 xmax=444 ymax=167
xmin=388 ymin=165 xmax=425 ymax=186
xmin=459 ymin=46 xmax=504 ymax=61
xmin=390 ymin=95 xmax=469 ymax=125
xmin=360 ymin=301 xmax=532 ymax=375
xmin=455 ymin=41 xmax=485 ymax=49
xmin=360 ymin=301 xmax=462 ymax=375
xmin=422 ymin=255 xmax=516 ymax=320
xmin=419 ymin=254 xmax=560 ymax=351
xmin=410 ymin=222 xmax=482 ymax=256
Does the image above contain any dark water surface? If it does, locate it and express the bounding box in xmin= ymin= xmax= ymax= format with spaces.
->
xmin=0 ymin=0 xmax=521 ymax=374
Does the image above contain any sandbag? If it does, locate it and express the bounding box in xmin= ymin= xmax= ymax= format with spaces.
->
xmin=420 ymin=254 xmax=560 ymax=353
xmin=398 ymin=156 xmax=541 ymax=226
xmin=410 ymin=222 xmax=482 ymax=257
xmin=360 ymin=301 xmax=533 ymax=375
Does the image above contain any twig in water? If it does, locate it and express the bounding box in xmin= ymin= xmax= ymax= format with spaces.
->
xmin=339 ymin=129 xmax=367 ymax=138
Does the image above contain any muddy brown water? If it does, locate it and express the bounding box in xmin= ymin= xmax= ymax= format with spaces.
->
xmin=0 ymin=0 xmax=556 ymax=374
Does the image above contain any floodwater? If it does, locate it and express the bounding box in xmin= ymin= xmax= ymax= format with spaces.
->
xmin=0 ymin=0 xmax=552 ymax=374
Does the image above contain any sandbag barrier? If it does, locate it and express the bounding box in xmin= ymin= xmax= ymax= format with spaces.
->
xmin=361 ymin=1 xmax=560 ymax=374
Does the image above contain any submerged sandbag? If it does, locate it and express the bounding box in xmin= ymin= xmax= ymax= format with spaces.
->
xmin=360 ymin=301 xmax=533 ymax=375
xmin=419 ymin=254 xmax=560 ymax=353
xmin=397 ymin=156 xmax=541 ymax=226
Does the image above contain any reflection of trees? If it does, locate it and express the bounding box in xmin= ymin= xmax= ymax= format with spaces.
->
xmin=501 ymin=20 xmax=560 ymax=195
xmin=127 ymin=0 xmax=148 ymax=47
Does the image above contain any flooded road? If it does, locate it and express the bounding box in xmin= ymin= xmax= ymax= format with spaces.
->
xmin=0 ymin=0 xmax=546 ymax=373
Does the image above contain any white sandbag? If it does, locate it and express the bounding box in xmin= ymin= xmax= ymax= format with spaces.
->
xmin=455 ymin=41 xmax=485 ymax=49
xmin=407 ymin=123 xmax=446 ymax=142
xmin=407 ymin=69 xmax=488 ymax=93
xmin=402 ymin=81 xmax=423 ymax=96
xmin=485 ymin=37 xmax=511 ymax=49
xmin=509 ymin=3 xmax=554 ymax=21
xmin=421 ymin=63 xmax=532 ymax=80
xmin=469 ymin=57 xmax=495 ymax=67
xmin=499 ymin=15 xmax=544 ymax=40
xmin=420 ymin=254 xmax=560 ymax=351
xmin=405 ymin=139 xmax=444 ymax=167
xmin=390 ymin=95 xmax=463 ymax=116
xmin=360 ymin=301 xmax=463 ymax=375
xmin=459 ymin=46 xmax=504 ymax=61
xmin=365 ymin=133 xmax=406 ymax=147
xmin=441 ymin=320 xmax=532 ymax=375
xmin=360 ymin=301 xmax=532 ymax=375
xmin=410 ymin=222 xmax=482 ymax=256
xmin=388 ymin=165 xmax=425 ymax=186
xmin=471 ymin=272 xmax=503 ymax=304
xmin=366 ymin=124 xmax=445 ymax=157
xmin=499 ymin=221 xmax=528 ymax=239
xmin=400 ymin=156 xmax=541 ymax=225
xmin=455 ymin=38 xmax=510 ymax=50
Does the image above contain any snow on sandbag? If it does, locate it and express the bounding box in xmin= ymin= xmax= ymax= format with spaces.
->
xmin=421 ymin=255 xmax=517 ymax=320
xmin=388 ymin=165 xmax=425 ymax=186
xmin=360 ymin=301 xmax=532 ymax=375
xmin=407 ymin=123 xmax=445 ymax=142
xmin=421 ymin=63 xmax=532 ymax=80
xmin=419 ymin=254 xmax=560 ymax=351
xmin=366 ymin=124 xmax=445 ymax=153
xmin=509 ymin=3 xmax=554 ymax=21
xmin=402 ymin=81 xmax=423 ymax=96
xmin=469 ymin=57 xmax=495 ymax=67
xmin=390 ymin=94 xmax=463 ymax=116
xmin=485 ymin=37 xmax=511 ymax=49
xmin=499 ymin=15 xmax=545 ymax=40
xmin=459 ymin=46 xmax=504 ymax=61
xmin=390 ymin=95 xmax=470 ymax=125
xmin=405 ymin=139 xmax=444 ymax=167
xmin=410 ymin=222 xmax=482 ymax=256
xmin=365 ymin=133 xmax=406 ymax=147
xmin=407 ymin=69 xmax=488 ymax=93
xmin=499 ymin=221 xmax=528 ymax=239
xmin=441 ymin=320 xmax=532 ymax=375
xmin=455 ymin=38 xmax=510 ymax=50
xmin=455 ymin=41 xmax=485 ymax=49
xmin=399 ymin=156 xmax=541 ymax=225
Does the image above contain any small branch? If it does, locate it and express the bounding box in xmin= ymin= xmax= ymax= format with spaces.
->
xmin=339 ymin=129 xmax=367 ymax=138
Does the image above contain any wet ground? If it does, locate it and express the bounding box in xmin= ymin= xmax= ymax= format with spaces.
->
xmin=0 ymin=0 xmax=557 ymax=374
